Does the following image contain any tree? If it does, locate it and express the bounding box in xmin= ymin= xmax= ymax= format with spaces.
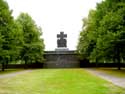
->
xmin=16 ymin=13 xmax=44 ymax=66
xmin=77 ymin=10 xmax=97 ymax=61
xmin=0 ymin=0 xmax=44 ymax=71
xmin=77 ymin=0 xmax=125 ymax=69
xmin=0 ymin=0 xmax=20 ymax=71
xmin=8 ymin=20 xmax=24 ymax=62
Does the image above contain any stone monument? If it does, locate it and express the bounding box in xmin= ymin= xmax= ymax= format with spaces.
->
xmin=57 ymin=32 xmax=67 ymax=47
xmin=55 ymin=32 xmax=69 ymax=51
xmin=44 ymin=31 xmax=79 ymax=68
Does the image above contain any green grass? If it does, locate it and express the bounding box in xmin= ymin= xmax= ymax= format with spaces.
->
xmin=0 ymin=69 xmax=124 ymax=94
xmin=93 ymin=68 xmax=125 ymax=78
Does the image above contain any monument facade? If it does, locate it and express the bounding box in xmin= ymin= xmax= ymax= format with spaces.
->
xmin=44 ymin=31 xmax=79 ymax=68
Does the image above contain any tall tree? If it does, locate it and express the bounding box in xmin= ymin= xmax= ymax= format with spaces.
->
xmin=16 ymin=13 xmax=45 ymax=65
xmin=77 ymin=0 xmax=125 ymax=69
xmin=0 ymin=0 xmax=19 ymax=71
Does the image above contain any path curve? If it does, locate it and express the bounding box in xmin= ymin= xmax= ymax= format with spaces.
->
xmin=85 ymin=68 xmax=125 ymax=88
xmin=0 ymin=70 xmax=32 ymax=79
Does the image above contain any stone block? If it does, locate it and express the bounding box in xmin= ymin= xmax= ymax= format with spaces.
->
xmin=44 ymin=50 xmax=80 ymax=68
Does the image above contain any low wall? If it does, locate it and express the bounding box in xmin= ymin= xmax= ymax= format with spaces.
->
xmin=5 ymin=50 xmax=125 ymax=69
xmin=80 ymin=61 xmax=125 ymax=68
xmin=6 ymin=63 xmax=125 ymax=69
xmin=44 ymin=51 xmax=80 ymax=68
xmin=7 ymin=63 xmax=44 ymax=69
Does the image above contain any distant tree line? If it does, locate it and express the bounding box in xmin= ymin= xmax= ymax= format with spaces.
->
xmin=0 ymin=0 xmax=44 ymax=71
xmin=77 ymin=0 xmax=125 ymax=69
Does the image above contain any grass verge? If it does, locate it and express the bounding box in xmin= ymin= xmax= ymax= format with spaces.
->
xmin=0 ymin=69 xmax=124 ymax=94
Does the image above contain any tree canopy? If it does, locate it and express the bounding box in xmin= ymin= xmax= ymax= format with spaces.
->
xmin=77 ymin=0 xmax=125 ymax=65
xmin=16 ymin=13 xmax=45 ymax=64
xmin=0 ymin=0 xmax=19 ymax=70
xmin=0 ymin=0 xmax=45 ymax=70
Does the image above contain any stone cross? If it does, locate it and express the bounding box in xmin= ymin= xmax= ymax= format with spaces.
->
xmin=57 ymin=32 xmax=67 ymax=47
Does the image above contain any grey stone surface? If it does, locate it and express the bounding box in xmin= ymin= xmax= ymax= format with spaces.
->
xmin=57 ymin=32 xmax=67 ymax=47
xmin=55 ymin=47 xmax=69 ymax=51
xmin=45 ymin=50 xmax=75 ymax=55
xmin=43 ymin=32 xmax=79 ymax=68
xmin=44 ymin=50 xmax=80 ymax=68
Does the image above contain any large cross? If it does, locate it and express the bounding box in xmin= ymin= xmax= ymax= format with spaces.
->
xmin=57 ymin=32 xmax=67 ymax=39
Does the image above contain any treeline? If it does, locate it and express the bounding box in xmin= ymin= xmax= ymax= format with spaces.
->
xmin=0 ymin=0 xmax=44 ymax=71
xmin=77 ymin=0 xmax=125 ymax=69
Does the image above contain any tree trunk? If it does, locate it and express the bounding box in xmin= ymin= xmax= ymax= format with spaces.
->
xmin=24 ymin=60 xmax=27 ymax=69
xmin=116 ymin=47 xmax=121 ymax=70
xmin=95 ymin=58 xmax=98 ymax=67
xmin=2 ymin=62 xmax=5 ymax=71
xmin=5 ymin=61 xmax=8 ymax=69
xmin=117 ymin=56 xmax=121 ymax=70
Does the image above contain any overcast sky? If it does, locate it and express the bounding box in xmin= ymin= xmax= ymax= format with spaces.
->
xmin=5 ymin=0 xmax=102 ymax=51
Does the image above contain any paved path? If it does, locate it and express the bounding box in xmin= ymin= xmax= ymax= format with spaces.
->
xmin=85 ymin=68 xmax=125 ymax=88
xmin=0 ymin=70 xmax=32 ymax=79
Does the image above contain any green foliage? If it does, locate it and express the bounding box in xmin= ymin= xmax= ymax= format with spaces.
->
xmin=77 ymin=0 xmax=125 ymax=62
xmin=16 ymin=13 xmax=45 ymax=64
xmin=0 ymin=0 xmax=21 ymax=70
xmin=0 ymin=0 xmax=45 ymax=70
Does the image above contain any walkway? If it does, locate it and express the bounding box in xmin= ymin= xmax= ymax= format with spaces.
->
xmin=85 ymin=68 xmax=125 ymax=88
xmin=0 ymin=70 xmax=32 ymax=79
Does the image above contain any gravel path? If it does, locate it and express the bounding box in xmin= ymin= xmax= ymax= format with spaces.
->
xmin=0 ymin=70 xmax=32 ymax=79
xmin=85 ymin=68 xmax=125 ymax=88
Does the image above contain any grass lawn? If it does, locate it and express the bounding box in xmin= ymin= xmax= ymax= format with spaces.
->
xmin=0 ymin=69 xmax=124 ymax=94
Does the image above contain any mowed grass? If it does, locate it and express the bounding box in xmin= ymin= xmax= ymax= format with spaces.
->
xmin=0 ymin=69 xmax=124 ymax=94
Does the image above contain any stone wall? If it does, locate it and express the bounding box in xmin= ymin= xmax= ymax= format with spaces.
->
xmin=44 ymin=51 xmax=80 ymax=68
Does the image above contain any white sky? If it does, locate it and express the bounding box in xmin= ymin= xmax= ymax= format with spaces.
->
xmin=5 ymin=0 xmax=102 ymax=51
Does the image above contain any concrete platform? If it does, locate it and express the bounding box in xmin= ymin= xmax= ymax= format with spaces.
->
xmin=55 ymin=47 xmax=69 ymax=51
